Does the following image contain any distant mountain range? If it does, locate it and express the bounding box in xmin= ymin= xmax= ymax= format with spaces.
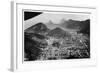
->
xmin=60 ymin=19 xmax=90 ymax=29
xmin=25 ymin=22 xmax=72 ymax=39
xmin=59 ymin=19 xmax=90 ymax=35
xmin=25 ymin=19 xmax=90 ymax=36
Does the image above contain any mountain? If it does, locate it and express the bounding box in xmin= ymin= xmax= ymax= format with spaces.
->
xmin=46 ymin=20 xmax=60 ymax=29
xmin=60 ymin=19 xmax=81 ymax=30
xmin=60 ymin=19 xmax=90 ymax=35
xmin=47 ymin=27 xmax=71 ymax=38
xmin=24 ymin=24 xmax=49 ymax=60
xmin=25 ymin=22 xmax=50 ymax=34
xmin=78 ymin=19 xmax=90 ymax=35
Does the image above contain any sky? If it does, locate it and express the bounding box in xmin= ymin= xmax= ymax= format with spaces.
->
xmin=24 ymin=12 xmax=90 ymax=30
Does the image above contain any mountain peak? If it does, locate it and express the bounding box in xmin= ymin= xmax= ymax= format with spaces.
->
xmin=53 ymin=27 xmax=63 ymax=31
xmin=47 ymin=27 xmax=70 ymax=38
xmin=25 ymin=22 xmax=49 ymax=34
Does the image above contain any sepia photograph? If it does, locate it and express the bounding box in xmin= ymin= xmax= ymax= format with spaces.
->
xmin=24 ymin=11 xmax=90 ymax=61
